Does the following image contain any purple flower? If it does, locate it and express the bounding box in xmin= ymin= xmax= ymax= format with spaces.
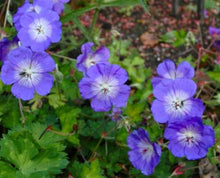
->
xmin=0 ymin=36 xmax=19 ymax=62
xmin=78 ymin=63 xmax=130 ymax=112
xmin=1 ymin=47 xmax=55 ymax=100
xmin=164 ymin=117 xmax=215 ymax=160
xmin=208 ymin=27 xmax=220 ymax=39
xmin=17 ymin=10 xmax=61 ymax=51
xmin=52 ymin=0 xmax=70 ymax=14
xmin=109 ymin=107 xmax=122 ymax=121
xmin=151 ymin=79 xmax=204 ymax=123
xmin=152 ymin=59 xmax=194 ymax=88
xmin=127 ymin=128 xmax=161 ymax=176
xmin=76 ymin=42 xmax=110 ymax=74
xmin=208 ymin=27 xmax=220 ymax=50
xmin=13 ymin=0 xmax=53 ymax=31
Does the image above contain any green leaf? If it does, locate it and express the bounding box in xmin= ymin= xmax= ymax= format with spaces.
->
xmin=61 ymin=0 xmax=140 ymax=23
xmin=71 ymin=160 xmax=104 ymax=178
xmin=47 ymin=93 xmax=66 ymax=109
xmin=125 ymin=102 xmax=145 ymax=122
xmin=139 ymin=0 xmax=150 ymax=14
xmin=0 ymin=124 xmax=68 ymax=177
xmin=207 ymin=71 xmax=220 ymax=83
xmin=0 ymin=161 xmax=17 ymax=177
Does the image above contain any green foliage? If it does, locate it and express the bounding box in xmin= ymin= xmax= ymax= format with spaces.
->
xmin=71 ymin=160 xmax=104 ymax=178
xmin=0 ymin=123 xmax=68 ymax=177
xmin=160 ymin=29 xmax=188 ymax=47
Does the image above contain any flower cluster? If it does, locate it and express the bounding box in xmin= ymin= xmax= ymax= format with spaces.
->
xmin=151 ymin=60 xmax=215 ymax=160
xmin=77 ymin=42 xmax=130 ymax=112
xmin=0 ymin=0 xmax=69 ymax=100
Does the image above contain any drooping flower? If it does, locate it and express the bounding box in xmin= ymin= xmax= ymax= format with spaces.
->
xmin=13 ymin=0 xmax=53 ymax=31
xmin=1 ymin=47 xmax=55 ymax=100
xmin=109 ymin=107 xmax=122 ymax=121
xmin=0 ymin=36 xmax=19 ymax=62
xmin=208 ymin=27 xmax=220 ymax=39
xmin=52 ymin=0 xmax=70 ymax=14
xmin=127 ymin=128 xmax=161 ymax=176
xmin=151 ymin=79 xmax=204 ymax=123
xmin=76 ymin=42 xmax=110 ymax=74
xmin=17 ymin=10 xmax=61 ymax=51
xmin=78 ymin=63 xmax=130 ymax=112
xmin=152 ymin=59 xmax=194 ymax=88
xmin=164 ymin=117 xmax=215 ymax=160
xmin=208 ymin=27 xmax=220 ymax=50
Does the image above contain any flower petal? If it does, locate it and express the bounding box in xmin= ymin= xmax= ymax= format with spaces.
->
xmin=11 ymin=81 xmax=35 ymax=100
xmin=157 ymin=59 xmax=176 ymax=79
xmin=91 ymin=97 xmax=111 ymax=112
xmin=151 ymin=99 xmax=169 ymax=123
xmin=176 ymin=61 xmax=194 ymax=79
xmin=34 ymin=73 xmax=54 ymax=96
xmin=111 ymin=85 xmax=130 ymax=107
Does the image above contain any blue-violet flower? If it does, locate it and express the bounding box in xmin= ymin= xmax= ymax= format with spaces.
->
xmin=164 ymin=117 xmax=215 ymax=160
xmin=1 ymin=47 xmax=55 ymax=100
xmin=78 ymin=63 xmax=130 ymax=112
xmin=13 ymin=0 xmax=53 ymax=31
xmin=0 ymin=36 xmax=19 ymax=62
xmin=17 ymin=10 xmax=61 ymax=51
xmin=52 ymin=0 xmax=70 ymax=14
xmin=76 ymin=42 xmax=110 ymax=74
xmin=151 ymin=79 xmax=204 ymax=123
xmin=152 ymin=59 xmax=194 ymax=88
xmin=127 ymin=128 xmax=161 ymax=176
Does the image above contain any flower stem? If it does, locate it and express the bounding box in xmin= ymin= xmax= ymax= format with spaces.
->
xmin=3 ymin=0 xmax=11 ymax=28
xmin=18 ymin=99 xmax=26 ymax=126
xmin=48 ymin=51 xmax=76 ymax=63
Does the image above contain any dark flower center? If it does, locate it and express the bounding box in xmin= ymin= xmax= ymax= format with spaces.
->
xmin=142 ymin=148 xmax=149 ymax=153
xmin=172 ymin=100 xmax=184 ymax=110
xmin=36 ymin=25 xmax=44 ymax=34
xmin=102 ymin=88 xmax=109 ymax=95
xmin=185 ymin=136 xmax=195 ymax=144
xmin=19 ymin=71 xmax=31 ymax=78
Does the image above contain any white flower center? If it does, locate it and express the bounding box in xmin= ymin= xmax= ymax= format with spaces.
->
xmin=29 ymin=18 xmax=52 ymax=42
xmin=177 ymin=127 xmax=201 ymax=147
xmin=92 ymin=76 xmax=119 ymax=100
xmin=164 ymin=70 xmax=183 ymax=80
xmin=84 ymin=55 xmax=98 ymax=69
xmin=164 ymin=90 xmax=192 ymax=118
xmin=138 ymin=139 xmax=154 ymax=161
xmin=14 ymin=59 xmax=42 ymax=87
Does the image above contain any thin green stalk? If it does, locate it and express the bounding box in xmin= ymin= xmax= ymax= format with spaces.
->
xmin=48 ymin=51 xmax=76 ymax=63
xmin=3 ymin=0 xmax=11 ymax=28
xmin=89 ymin=137 xmax=103 ymax=162
xmin=18 ymin=99 xmax=26 ymax=126
xmin=73 ymin=17 xmax=92 ymax=42
xmin=90 ymin=0 xmax=102 ymax=38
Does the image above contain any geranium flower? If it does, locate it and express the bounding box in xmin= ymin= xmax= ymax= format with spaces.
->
xmin=152 ymin=59 xmax=194 ymax=88
xmin=164 ymin=117 xmax=215 ymax=160
xmin=17 ymin=10 xmax=61 ymax=51
xmin=1 ymin=47 xmax=55 ymax=100
xmin=78 ymin=63 xmax=130 ymax=112
xmin=0 ymin=36 xmax=19 ymax=62
xmin=208 ymin=27 xmax=220 ymax=50
xmin=109 ymin=107 xmax=122 ymax=121
xmin=151 ymin=79 xmax=204 ymax=123
xmin=127 ymin=128 xmax=161 ymax=176
xmin=208 ymin=27 xmax=220 ymax=39
xmin=52 ymin=0 xmax=70 ymax=14
xmin=13 ymin=0 xmax=53 ymax=31
xmin=76 ymin=42 xmax=110 ymax=74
